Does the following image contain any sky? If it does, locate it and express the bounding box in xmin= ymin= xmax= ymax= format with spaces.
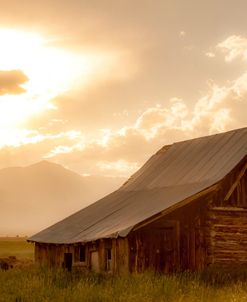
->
xmin=0 ymin=0 xmax=246 ymax=177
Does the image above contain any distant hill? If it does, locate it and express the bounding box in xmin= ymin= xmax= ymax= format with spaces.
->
xmin=0 ymin=161 xmax=126 ymax=236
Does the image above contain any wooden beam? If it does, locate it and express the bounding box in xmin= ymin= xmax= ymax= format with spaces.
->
xmin=224 ymin=162 xmax=247 ymax=201
xmin=133 ymin=183 xmax=219 ymax=231
xmin=210 ymin=206 xmax=247 ymax=212
xmin=175 ymin=220 xmax=180 ymax=270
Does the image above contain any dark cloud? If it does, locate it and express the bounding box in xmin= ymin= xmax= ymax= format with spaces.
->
xmin=0 ymin=70 xmax=29 ymax=95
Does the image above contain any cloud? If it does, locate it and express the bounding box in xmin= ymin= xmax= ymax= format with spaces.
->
xmin=96 ymin=160 xmax=139 ymax=175
xmin=50 ymin=35 xmax=247 ymax=176
xmin=0 ymin=34 xmax=246 ymax=177
xmin=45 ymin=76 xmax=246 ymax=177
xmin=0 ymin=129 xmax=84 ymax=169
xmin=0 ymin=70 xmax=29 ymax=95
xmin=205 ymin=52 xmax=215 ymax=58
xmin=217 ymin=35 xmax=247 ymax=62
xmin=179 ymin=31 xmax=186 ymax=37
xmin=0 ymin=67 xmax=246 ymax=177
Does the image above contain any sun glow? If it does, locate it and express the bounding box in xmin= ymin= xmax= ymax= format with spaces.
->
xmin=0 ymin=29 xmax=97 ymax=130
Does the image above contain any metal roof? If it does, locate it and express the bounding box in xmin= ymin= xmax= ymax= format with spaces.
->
xmin=29 ymin=127 xmax=247 ymax=244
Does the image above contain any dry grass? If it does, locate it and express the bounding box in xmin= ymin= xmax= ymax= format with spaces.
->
xmin=1 ymin=268 xmax=247 ymax=302
xmin=0 ymin=237 xmax=34 ymax=260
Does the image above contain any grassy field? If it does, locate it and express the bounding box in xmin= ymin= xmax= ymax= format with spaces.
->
xmin=1 ymin=238 xmax=247 ymax=301
xmin=1 ymin=268 xmax=247 ymax=302
xmin=0 ymin=237 xmax=34 ymax=259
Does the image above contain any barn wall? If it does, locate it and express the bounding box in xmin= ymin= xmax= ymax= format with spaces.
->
xmin=129 ymin=223 xmax=179 ymax=273
xmin=206 ymin=162 xmax=247 ymax=266
xmin=35 ymin=243 xmax=75 ymax=267
xmin=96 ymin=238 xmax=129 ymax=274
xmin=34 ymin=237 xmax=129 ymax=273
xmin=35 ymin=243 xmax=92 ymax=269
xmin=206 ymin=207 xmax=247 ymax=265
xmin=115 ymin=238 xmax=129 ymax=274
xmin=128 ymin=195 xmax=211 ymax=273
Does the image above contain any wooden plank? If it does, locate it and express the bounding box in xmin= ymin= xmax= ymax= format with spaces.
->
xmin=112 ymin=239 xmax=117 ymax=273
xmin=175 ymin=221 xmax=180 ymax=271
xmin=190 ymin=227 xmax=196 ymax=270
xmin=116 ymin=238 xmax=129 ymax=274
xmin=210 ymin=206 xmax=247 ymax=212
xmin=135 ymin=236 xmax=139 ymax=273
xmin=224 ymin=162 xmax=247 ymax=201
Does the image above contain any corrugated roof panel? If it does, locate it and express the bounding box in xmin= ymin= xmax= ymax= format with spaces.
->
xmin=208 ymin=132 xmax=247 ymax=181
xmin=173 ymin=131 xmax=234 ymax=184
xmin=194 ymin=130 xmax=246 ymax=183
xmin=29 ymin=127 xmax=247 ymax=244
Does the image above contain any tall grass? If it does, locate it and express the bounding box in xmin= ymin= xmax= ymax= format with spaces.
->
xmin=1 ymin=267 xmax=247 ymax=302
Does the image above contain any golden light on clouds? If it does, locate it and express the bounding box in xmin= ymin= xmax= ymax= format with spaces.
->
xmin=0 ymin=28 xmax=97 ymax=92
xmin=0 ymin=28 xmax=123 ymax=147
xmin=0 ymin=5 xmax=246 ymax=178
xmin=0 ymin=31 xmax=67 ymax=127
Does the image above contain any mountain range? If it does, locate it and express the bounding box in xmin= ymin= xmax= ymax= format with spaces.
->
xmin=0 ymin=161 xmax=126 ymax=236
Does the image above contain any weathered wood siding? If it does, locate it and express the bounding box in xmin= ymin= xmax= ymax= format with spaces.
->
xmin=35 ymin=243 xmax=82 ymax=267
xmin=206 ymin=159 xmax=247 ymax=266
xmin=129 ymin=195 xmax=210 ymax=272
xmin=206 ymin=207 xmax=247 ymax=265
xmin=115 ymin=238 xmax=129 ymax=274
xmin=129 ymin=223 xmax=179 ymax=273
xmin=34 ymin=237 xmax=129 ymax=273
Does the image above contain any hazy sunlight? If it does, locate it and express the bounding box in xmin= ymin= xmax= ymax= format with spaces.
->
xmin=0 ymin=29 xmax=96 ymax=132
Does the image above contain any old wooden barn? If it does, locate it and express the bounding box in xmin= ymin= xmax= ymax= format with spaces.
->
xmin=28 ymin=127 xmax=247 ymax=273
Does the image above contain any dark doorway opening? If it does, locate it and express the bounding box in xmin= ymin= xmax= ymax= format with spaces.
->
xmin=105 ymin=248 xmax=112 ymax=271
xmin=79 ymin=246 xmax=86 ymax=262
xmin=64 ymin=253 xmax=73 ymax=271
